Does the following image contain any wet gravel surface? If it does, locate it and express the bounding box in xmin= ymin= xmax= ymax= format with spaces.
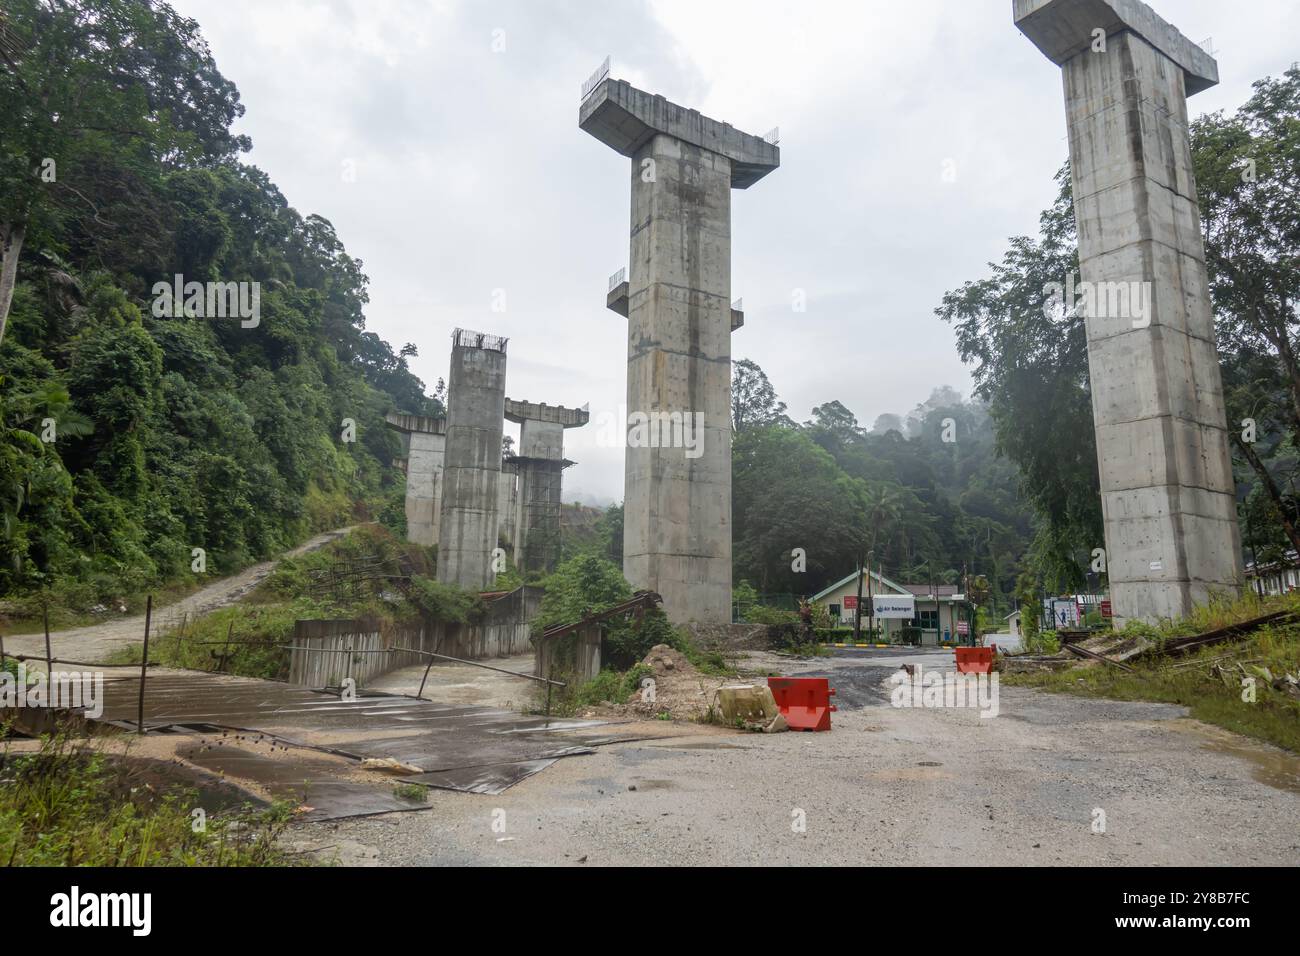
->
xmin=294 ymin=648 xmax=1300 ymax=866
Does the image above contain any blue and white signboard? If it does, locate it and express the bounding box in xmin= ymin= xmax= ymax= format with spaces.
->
xmin=872 ymin=594 xmax=916 ymax=619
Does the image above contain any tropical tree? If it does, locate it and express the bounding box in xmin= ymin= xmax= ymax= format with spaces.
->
xmin=0 ymin=0 xmax=249 ymax=342
xmin=1195 ymin=67 xmax=1300 ymax=556
xmin=936 ymin=166 xmax=1100 ymax=589
xmin=731 ymin=358 xmax=790 ymax=432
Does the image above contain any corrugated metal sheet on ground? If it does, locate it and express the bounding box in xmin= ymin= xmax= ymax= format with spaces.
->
xmin=92 ymin=673 xmax=617 ymax=814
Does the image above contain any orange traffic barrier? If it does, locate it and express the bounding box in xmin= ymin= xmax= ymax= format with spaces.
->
xmin=953 ymin=646 xmax=994 ymax=674
xmin=766 ymin=676 xmax=836 ymax=732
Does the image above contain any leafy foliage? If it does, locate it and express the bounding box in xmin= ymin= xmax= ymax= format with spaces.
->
xmin=936 ymin=67 xmax=1300 ymax=595
xmin=405 ymin=576 xmax=485 ymax=626
xmin=730 ymin=358 xmax=1036 ymax=613
xmin=0 ymin=0 xmax=441 ymax=612
xmin=936 ymin=166 xmax=1100 ymax=591
xmin=535 ymin=554 xmax=634 ymax=630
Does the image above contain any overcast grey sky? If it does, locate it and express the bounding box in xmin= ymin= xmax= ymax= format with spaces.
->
xmin=169 ymin=0 xmax=1299 ymax=505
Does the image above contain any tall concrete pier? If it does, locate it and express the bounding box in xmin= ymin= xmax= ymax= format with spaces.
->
xmin=437 ymin=329 xmax=508 ymax=589
xmin=384 ymin=412 xmax=446 ymax=546
xmin=505 ymin=399 xmax=589 ymax=576
xmin=1016 ymin=0 xmax=1241 ymax=622
xmin=581 ymin=77 xmax=779 ymax=623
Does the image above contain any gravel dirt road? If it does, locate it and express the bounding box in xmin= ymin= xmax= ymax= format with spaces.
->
xmin=3 ymin=525 xmax=358 ymax=665
xmin=295 ymin=647 xmax=1300 ymax=866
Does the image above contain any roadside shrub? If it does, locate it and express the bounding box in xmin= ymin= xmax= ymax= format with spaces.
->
xmin=767 ymin=620 xmax=822 ymax=651
xmin=809 ymin=603 xmax=832 ymax=630
xmin=536 ymin=554 xmax=633 ymax=630
xmin=1023 ymin=628 xmax=1061 ymax=655
xmin=744 ymin=604 xmax=799 ymax=627
xmin=405 ymin=576 xmax=485 ymax=625
xmin=604 ymin=607 xmax=682 ymax=669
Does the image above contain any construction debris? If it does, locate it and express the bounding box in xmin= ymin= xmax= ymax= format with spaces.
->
xmin=1137 ymin=610 xmax=1300 ymax=659
xmin=710 ymin=684 xmax=788 ymax=733
xmin=1211 ymin=662 xmax=1300 ymax=700
xmin=1063 ymin=641 xmax=1135 ymax=672
xmin=587 ymin=644 xmax=730 ymax=723
xmin=997 ymin=656 xmax=1075 ymax=674
xmin=1013 ymin=609 xmax=1300 ymax=672
xmin=631 ymin=644 xmax=723 ymax=722
xmin=361 ymin=758 xmax=424 ymax=776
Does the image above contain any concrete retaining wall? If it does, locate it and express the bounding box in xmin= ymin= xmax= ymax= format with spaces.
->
xmin=289 ymin=618 xmax=429 ymax=688
xmin=289 ymin=585 xmax=546 ymax=688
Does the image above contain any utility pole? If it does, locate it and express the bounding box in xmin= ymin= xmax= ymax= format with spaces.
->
xmin=852 ymin=553 xmax=864 ymax=643
xmin=865 ymin=550 xmax=875 ymax=643
xmin=930 ymin=560 xmax=938 ymax=647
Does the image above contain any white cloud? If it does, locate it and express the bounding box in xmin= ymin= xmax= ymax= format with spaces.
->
xmin=170 ymin=0 xmax=1300 ymax=503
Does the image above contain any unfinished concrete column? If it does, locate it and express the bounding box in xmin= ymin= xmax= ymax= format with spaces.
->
xmin=1015 ymin=0 xmax=1241 ymax=623
xmin=384 ymin=413 xmax=447 ymax=546
xmin=505 ymin=399 xmax=589 ymax=576
xmin=438 ymin=329 xmax=507 ymax=589
xmin=581 ymin=77 xmax=779 ymax=624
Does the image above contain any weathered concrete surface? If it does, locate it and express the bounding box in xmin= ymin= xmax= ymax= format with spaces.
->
xmin=512 ymin=457 xmax=566 ymax=576
xmin=385 ymin=413 xmax=447 ymax=547
xmin=438 ymin=330 xmax=507 ymax=589
xmin=608 ymin=278 xmax=745 ymax=330
xmin=582 ymin=78 xmax=779 ymax=624
xmin=1014 ymin=0 xmax=1218 ymax=93
xmin=504 ymin=399 xmax=588 ymax=430
xmin=307 ymin=648 xmax=1300 ymax=865
xmin=1017 ymin=0 xmax=1241 ymax=624
xmin=580 ymin=78 xmax=779 ymax=188
xmin=368 ymin=650 xmax=537 ymax=711
xmin=504 ymin=399 xmax=588 ymax=575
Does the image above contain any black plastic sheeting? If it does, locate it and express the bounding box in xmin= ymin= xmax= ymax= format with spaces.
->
xmin=93 ymin=673 xmax=629 ymax=819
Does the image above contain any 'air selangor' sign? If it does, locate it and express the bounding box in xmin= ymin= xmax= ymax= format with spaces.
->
xmin=872 ymin=595 xmax=915 ymax=619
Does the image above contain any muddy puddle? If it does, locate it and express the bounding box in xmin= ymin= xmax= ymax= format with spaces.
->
xmin=1171 ymin=719 xmax=1300 ymax=795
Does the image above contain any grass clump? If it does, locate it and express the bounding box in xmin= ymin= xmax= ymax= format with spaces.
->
xmin=0 ymin=731 xmax=296 ymax=866
xmin=392 ymin=783 xmax=429 ymax=803
xmin=104 ymin=601 xmax=316 ymax=680
xmin=1004 ymin=593 xmax=1300 ymax=752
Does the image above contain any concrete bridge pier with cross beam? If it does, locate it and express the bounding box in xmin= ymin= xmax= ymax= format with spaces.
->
xmin=503 ymin=398 xmax=590 ymax=577
xmin=580 ymin=71 xmax=779 ymax=625
xmin=1014 ymin=0 xmax=1242 ymax=624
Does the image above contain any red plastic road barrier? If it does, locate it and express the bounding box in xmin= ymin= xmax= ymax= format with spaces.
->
xmin=953 ymin=646 xmax=994 ymax=674
xmin=767 ymin=676 xmax=836 ymax=732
